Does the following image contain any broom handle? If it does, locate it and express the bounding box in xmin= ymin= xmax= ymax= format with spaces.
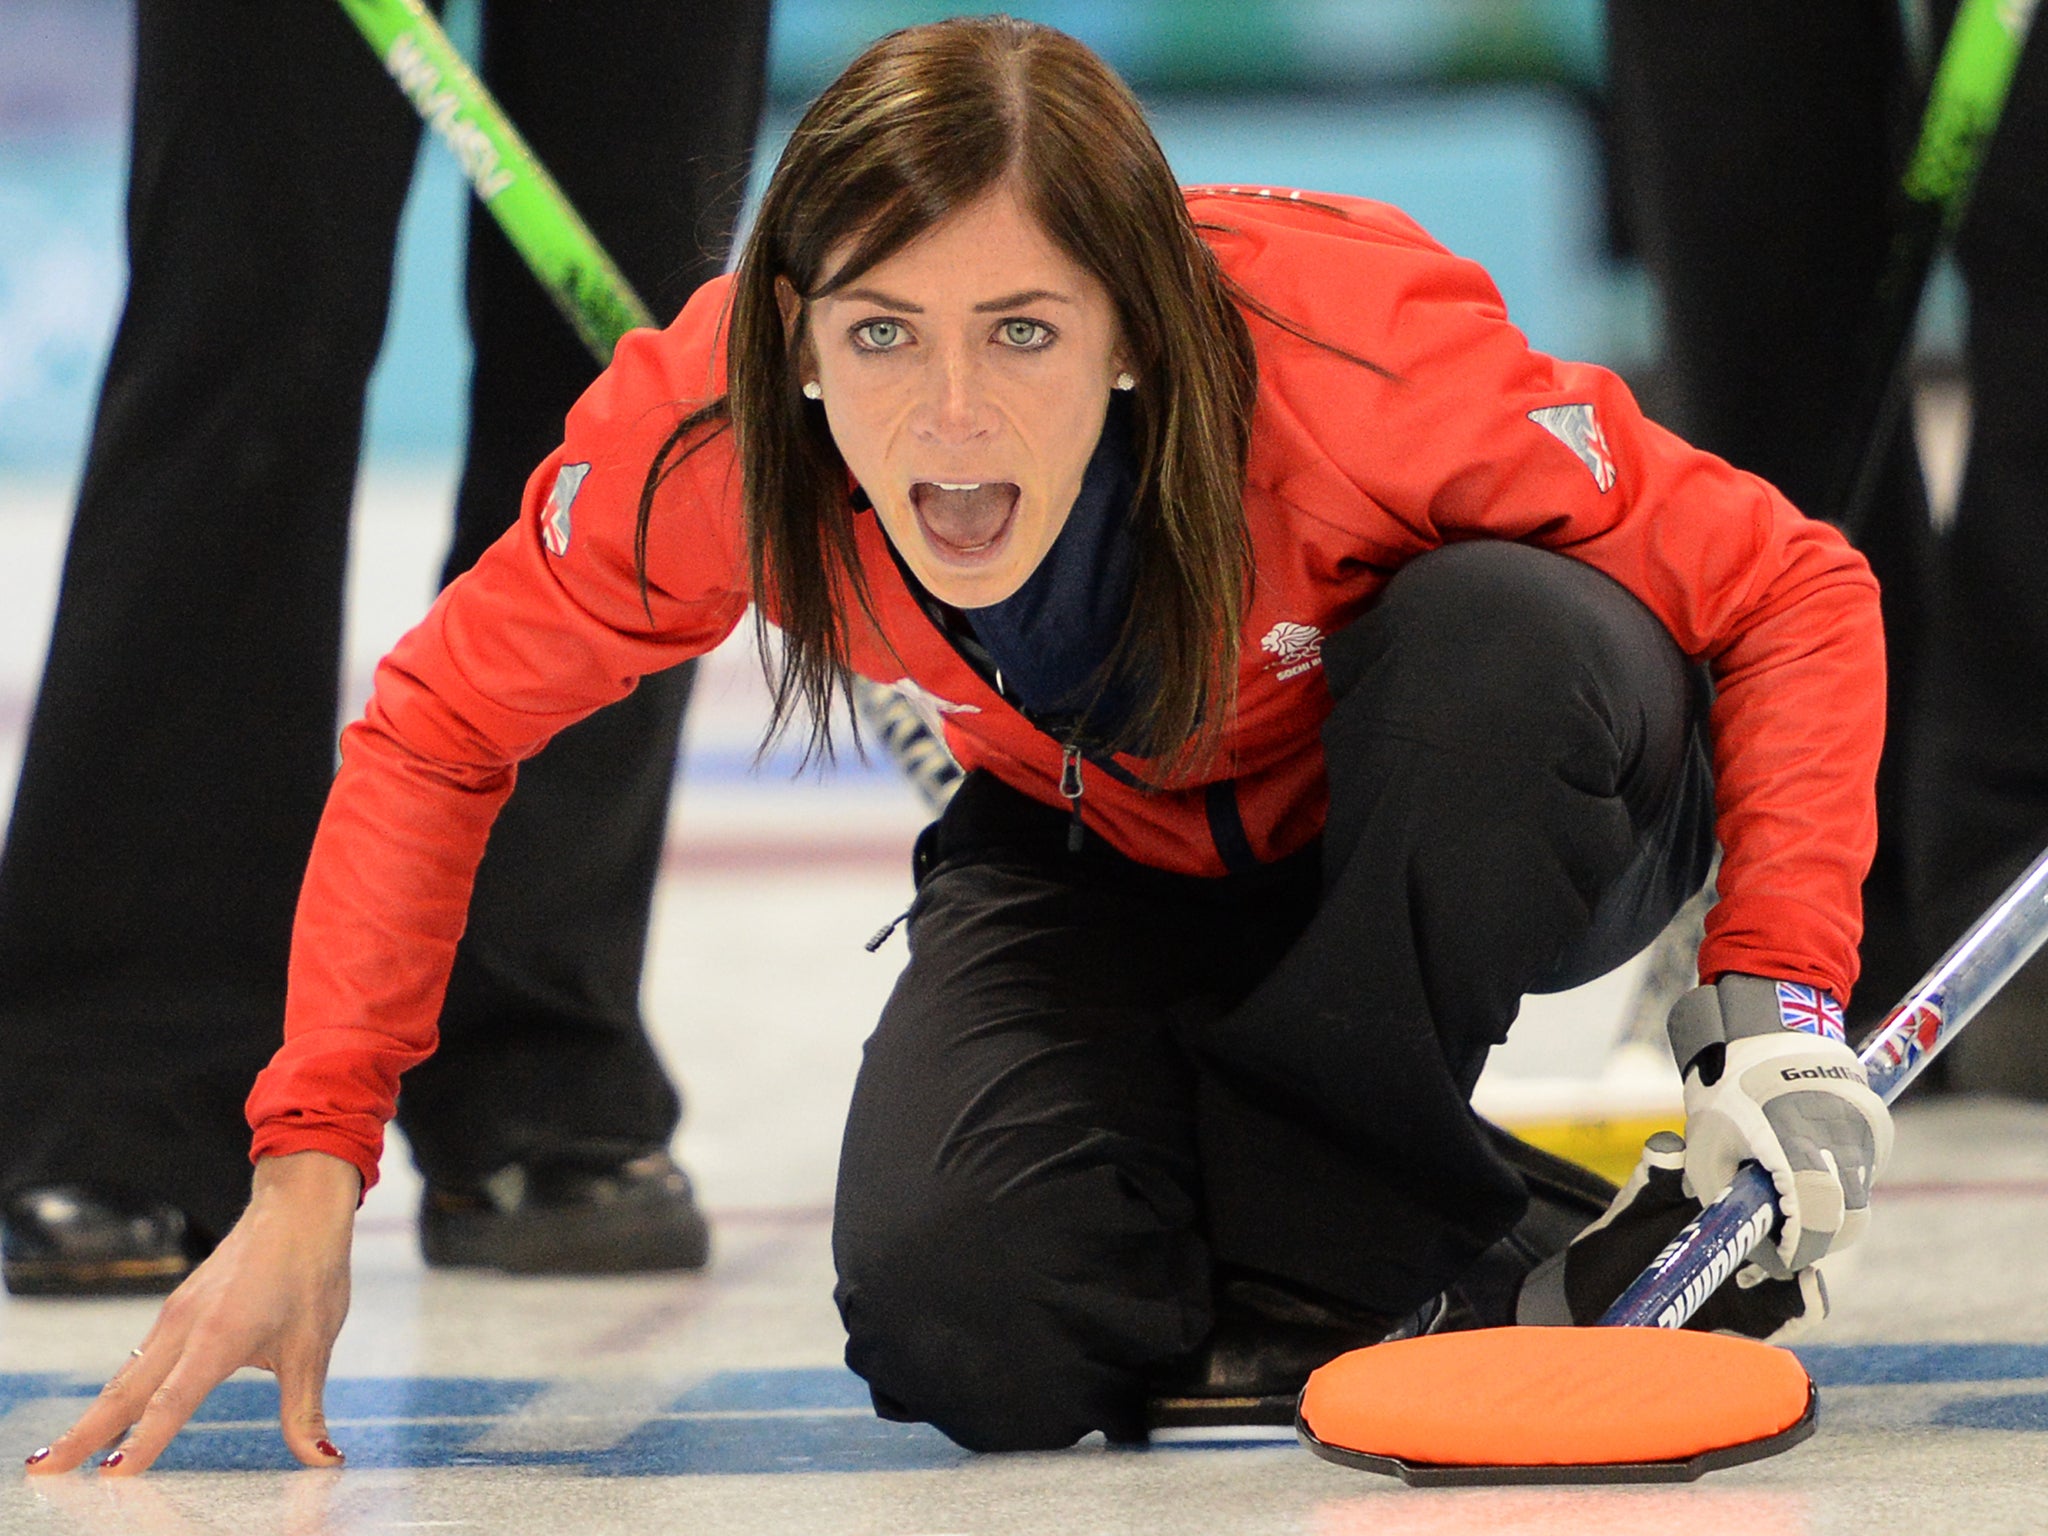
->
xmin=336 ymin=0 xmax=649 ymax=358
xmin=1602 ymin=841 xmax=2048 ymax=1328
xmin=1831 ymin=0 xmax=2037 ymax=540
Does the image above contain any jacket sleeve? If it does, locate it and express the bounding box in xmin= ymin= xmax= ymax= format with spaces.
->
xmin=1250 ymin=198 xmax=1884 ymax=1003
xmin=245 ymin=284 xmax=751 ymax=1192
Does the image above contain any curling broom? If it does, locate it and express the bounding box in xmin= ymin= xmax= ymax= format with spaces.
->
xmin=1298 ymin=839 xmax=2048 ymax=1483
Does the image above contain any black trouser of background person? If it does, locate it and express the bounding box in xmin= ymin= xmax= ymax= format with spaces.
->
xmin=0 ymin=0 xmax=770 ymax=1245
xmin=834 ymin=544 xmax=1718 ymax=1450
xmin=1606 ymin=1 xmax=2048 ymax=1086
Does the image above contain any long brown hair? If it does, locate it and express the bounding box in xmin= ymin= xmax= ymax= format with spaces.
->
xmin=638 ymin=16 xmax=1260 ymax=770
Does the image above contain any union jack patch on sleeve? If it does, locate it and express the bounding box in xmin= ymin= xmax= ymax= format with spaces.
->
xmin=1527 ymin=403 xmax=1617 ymax=492
xmin=1775 ymin=981 xmax=1847 ymax=1043
xmin=541 ymin=462 xmax=590 ymax=557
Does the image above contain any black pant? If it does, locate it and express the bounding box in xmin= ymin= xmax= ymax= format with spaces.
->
xmin=1918 ymin=15 xmax=2048 ymax=1005
xmin=1607 ymin=1 xmax=2048 ymax=1044
xmin=833 ymin=544 xmax=1717 ymax=1450
xmin=0 ymin=0 xmax=769 ymax=1240
xmin=1606 ymin=0 xmax=1930 ymax=1019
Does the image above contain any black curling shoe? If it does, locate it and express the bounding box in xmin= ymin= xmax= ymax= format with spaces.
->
xmin=418 ymin=1150 xmax=712 ymax=1275
xmin=1 ymin=1186 xmax=200 ymax=1297
xmin=1146 ymin=1275 xmax=1404 ymax=1430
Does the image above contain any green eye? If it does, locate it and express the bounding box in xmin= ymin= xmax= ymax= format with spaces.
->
xmin=1000 ymin=319 xmax=1051 ymax=348
xmin=855 ymin=320 xmax=905 ymax=350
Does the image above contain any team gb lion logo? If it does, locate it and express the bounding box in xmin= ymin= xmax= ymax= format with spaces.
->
xmin=1262 ymin=622 xmax=1323 ymax=664
xmin=1261 ymin=622 xmax=1324 ymax=679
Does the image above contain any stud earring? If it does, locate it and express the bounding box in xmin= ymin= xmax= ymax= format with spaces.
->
xmin=802 ymin=380 xmax=823 ymax=400
xmin=1113 ymin=372 xmax=1136 ymax=392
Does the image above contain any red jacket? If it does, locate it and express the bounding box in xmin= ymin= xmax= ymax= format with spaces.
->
xmin=249 ymin=189 xmax=1884 ymax=1190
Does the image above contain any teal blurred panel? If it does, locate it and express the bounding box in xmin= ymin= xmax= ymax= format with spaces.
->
xmin=0 ymin=133 xmax=125 ymax=476
xmin=358 ymin=135 xmax=473 ymax=466
xmin=358 ymin=0 xmax=478 ymax=466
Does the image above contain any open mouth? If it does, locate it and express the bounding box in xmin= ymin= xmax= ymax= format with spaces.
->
xmin=909 ymin=481 xmax=1021 ymax=564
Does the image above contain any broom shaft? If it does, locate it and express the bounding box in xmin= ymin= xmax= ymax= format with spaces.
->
xmin=1831 ymin=0 xmax=2036 ymax=539
xmin=337 ymin=0 xmax=650 ymax=357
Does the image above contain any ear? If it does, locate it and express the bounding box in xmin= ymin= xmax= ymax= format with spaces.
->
xmin=775 ymin=276 xmax=805 ymax=345
xmin=774 ymin=275 xmax=818 ymax=381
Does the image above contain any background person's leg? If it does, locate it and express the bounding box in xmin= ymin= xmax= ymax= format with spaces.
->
xmin=1603 ymin=0 xmax=1931 ymax=1021
xmin=1915 ymin=17 xmax=2048 ymax=1094
xmin=395 ymin=0 xmax=770 ymax=1218
xmin=0 ymin=0 xmax=423 ymax=1280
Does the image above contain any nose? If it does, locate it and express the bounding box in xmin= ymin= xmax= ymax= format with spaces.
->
xmin=911 ymin=344 xmax=995 ymax=446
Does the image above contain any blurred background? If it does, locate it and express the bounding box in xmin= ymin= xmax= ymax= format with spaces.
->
xmin=0 ymin=0 xmax=1632 ymax=474
xmin=0 ymin=0 xmax=1971 ymax=486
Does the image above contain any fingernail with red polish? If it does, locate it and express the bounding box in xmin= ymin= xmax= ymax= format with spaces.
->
xmin=315 ymin=1439 xmax=343 ymax=1461
xmin=101 ymin=1451 xmax=124 ymax=1470
xmin=25 ymin=1447 xmax=50 ymax=1466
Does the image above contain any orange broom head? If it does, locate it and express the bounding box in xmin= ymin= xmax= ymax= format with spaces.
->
xmin=1297 ymin=1326 xmax=1815 ymax=1485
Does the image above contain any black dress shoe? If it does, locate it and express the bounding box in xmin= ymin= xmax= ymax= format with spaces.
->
xmin=2 ymin=1186 xmax=200 ymax=1298
xmin=1146 ymin=1316 xmax=1387 ymax=1429
xmin=418 ymin=1150 xmax=712 ymax=1275
xmin=1146 ymin=1276 xmax=1403 ymax=1430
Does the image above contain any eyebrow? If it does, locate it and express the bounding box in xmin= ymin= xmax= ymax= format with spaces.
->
xmin=832 ymin=286 xmax=1078 ymax=313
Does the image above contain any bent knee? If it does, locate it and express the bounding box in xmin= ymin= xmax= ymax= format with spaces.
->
xmin=833 ymin=1171 xmax=1203 ymax=1450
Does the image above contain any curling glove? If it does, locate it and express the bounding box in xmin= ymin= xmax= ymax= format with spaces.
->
xmin=1669 ymin=974 xmax=1892 ymax=1276
xmin=1515 ymin=1131 xmax=1827 ymax=1341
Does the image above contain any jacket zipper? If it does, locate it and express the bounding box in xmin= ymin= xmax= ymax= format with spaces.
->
xmin=864 ymin=902 xmax=913 ymax=952
xmin=1059 ymin=741 xmax=1085 ymax=853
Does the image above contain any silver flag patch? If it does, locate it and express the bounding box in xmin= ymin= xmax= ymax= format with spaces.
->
xmin=542 ymin=461 xmax=590 ymax=557
xmin=1528 ymin=404 xmax=1616 ymax=493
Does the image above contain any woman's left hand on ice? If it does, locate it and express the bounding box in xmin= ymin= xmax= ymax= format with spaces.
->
xmin=24 ymin=1150 xmax=360 ymax=1476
